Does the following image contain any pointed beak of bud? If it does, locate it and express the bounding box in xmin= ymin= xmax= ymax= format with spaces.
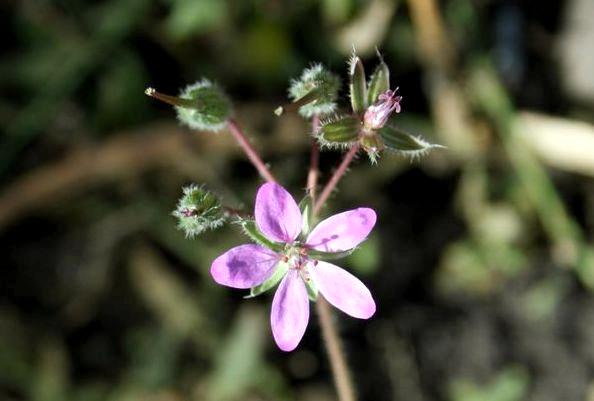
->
xmin=144 ymin=87 xmax=197 ymax=109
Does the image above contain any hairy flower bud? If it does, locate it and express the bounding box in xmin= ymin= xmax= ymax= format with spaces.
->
xmin=145 ymin=79 xmax=232 ymax=132
xmin=363 ymin=89 xmax=402 ymax=130
xmin=172 ymin=184 xmax=225 ymax=238
xmin=287 ymin=64 xmax=340 ymax=118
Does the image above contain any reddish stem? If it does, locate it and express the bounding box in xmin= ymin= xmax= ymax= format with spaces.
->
xmin=314 ymin=145 xmax=359 ymax=215
xmin=227 ymin=119 xmax=277 ymax=183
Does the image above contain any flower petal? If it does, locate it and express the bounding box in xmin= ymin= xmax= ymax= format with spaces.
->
xmin=255 ymin=183 xmax=302 ymax=243
xmin=270 ymin=270 xmax=310 ymax=351
xmin=306 ymin=208 xmax=376 ymax=252
xmin=210 ymin=244 xmax=279 ymax=289
xmin=309 ymin=261 xmax=376 ymax=319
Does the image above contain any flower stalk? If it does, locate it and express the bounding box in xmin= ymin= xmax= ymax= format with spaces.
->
xmin=317 ymin=298 xmax=356 ymax=401
xmin=227 ymin=119 xmax=277 ymax=184
xmin=307 ymin=115 xmax=321 ymax=203
xmin=314 ymin=145 xmax=360 ymax=215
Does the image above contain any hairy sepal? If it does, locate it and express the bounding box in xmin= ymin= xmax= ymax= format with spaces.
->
xmin=349 ymin=53 xmax=367 ymax=113
xmin=307 ymin=248 xmax=356 ymax=260
xmin=305 ymin=278 xmax=319 ymax=301
xmin=245 ymin=262 xmax=288 ymax=298
xmin=318 ymin=115 xmax=360 ymax=149
xmin=299 ymin=195 xmax=314 ymax=237
xmin=367 ymin=60 xmax=390 ymax=106
xmin=239 ymin=219 xmax=286 ymax=252
xmin=379 ymin=126 xmax=444 ymax=159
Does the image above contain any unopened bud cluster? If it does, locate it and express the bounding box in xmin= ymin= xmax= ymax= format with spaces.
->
xmin=146 ymin=50 xmax=442 ymax=165
xmin=172 ymin=185 xmax=225 ymax=238
xmin=315 ymin=50 xmax=441 ymax=162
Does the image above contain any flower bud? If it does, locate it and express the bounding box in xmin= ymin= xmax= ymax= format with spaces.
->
xmin=363 ymin=89 xmax=402 ymax=130
xmin=145 ymin=79 xmax=232 ymax=132
xmin=288 ymin=64 xmax=340 ymax=118
xmin=172 ymin=184 xmax=225 ymax=238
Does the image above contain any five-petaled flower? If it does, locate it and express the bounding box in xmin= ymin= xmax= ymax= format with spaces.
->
xmin=210 ymin=183 xmax=377 ymax=351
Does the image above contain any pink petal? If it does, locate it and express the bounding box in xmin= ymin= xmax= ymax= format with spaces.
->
xmin=210 ymin=244 xmax=279 ymax=289
xmin=255 ymin=183 xmax=302 ymax=244
xmin=306 ymin=208 xmax=376 ymax=252
xmin=270 ymin=270 xmax=310 ymax=351
xmin=309 ymin=261 xmax=376 ymax=319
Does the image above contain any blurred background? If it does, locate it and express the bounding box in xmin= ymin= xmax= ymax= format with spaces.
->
xmin=2 ymin=0 xmax=594 ymax=400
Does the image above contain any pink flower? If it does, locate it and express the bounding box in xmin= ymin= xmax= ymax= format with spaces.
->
xmin=210 ymin=183 xmax=377 ymax=351
xmin=363 ymin=88 xmax=402 ymax=130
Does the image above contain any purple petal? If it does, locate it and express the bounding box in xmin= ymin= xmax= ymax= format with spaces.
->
xmin=306 ymin=208 xmax=376 ymax=252
xmin=270 ymin=270 xmax=310 ymax=351
xmin=309 ymin=261 xmax=376 ymax=319
xmin=210 ymin=244 xmax=279 ymax=289
xmin=255 ymin=183 xmax=302 ymax=243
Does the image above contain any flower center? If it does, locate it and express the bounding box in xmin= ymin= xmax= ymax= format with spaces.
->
xmin=283 ymin=244 xmax=313 ymax=283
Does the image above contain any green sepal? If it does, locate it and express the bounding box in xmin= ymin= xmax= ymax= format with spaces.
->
xmin=349 ymin=55 xmax=367 ymax=113
xmin=379 ymin=126 xmax=444 ymax=157
xmin=305 ymin=277 xmax=318 ymax=301
xmin=245 ymin=262 xmax=288 ymax=299
xmin=367 ymin=60 xmax=390 ymax=105
xmin=239 ymin=219 xmax=286 ymax=252
xmin=299 ymin=195 xmax=314 ymax=237
xmin=307 ymin=248 xmax=356 ymax=260
xmin=319 ymin=116 xmax=360 ymax=145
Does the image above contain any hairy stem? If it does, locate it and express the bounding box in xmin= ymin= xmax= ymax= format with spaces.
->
xmin=307 ymin=115 xmax=321 ymax=203
xmin=314 ymin=145 xmax=359 ymax=215
xmin=227 ymin=119 xmax=277 ymax=183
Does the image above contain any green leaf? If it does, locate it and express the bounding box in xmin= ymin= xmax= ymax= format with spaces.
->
xmin=307 ymin=248 xmax=356 ymax=260
xmin=318 ymin=116 xmax=360 ymax=146
xmin=367 ymin=60 xmax=390 ymax=106
xmin=379 ymin=126 xmax=444 ymax=157
xmin=349 ymin=54 xmax=367 ymax=113
xmin=239 ymin=220 xmax=285 ymax=252
xmin=245 ymin=262 xmax=288 ymax=298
